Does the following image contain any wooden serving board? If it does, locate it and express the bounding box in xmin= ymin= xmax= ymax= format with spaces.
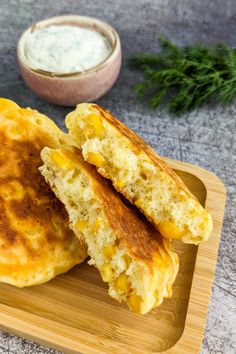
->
xmin=0 ymin=158 xmax=226 ymax=354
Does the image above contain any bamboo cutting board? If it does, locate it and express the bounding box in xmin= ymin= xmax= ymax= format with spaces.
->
xmin=0 ymin=158 xmax=226 ymax=354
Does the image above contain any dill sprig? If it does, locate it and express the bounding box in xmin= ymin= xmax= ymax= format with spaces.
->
xmin=130 ymin=36 xmax=236 ymax=115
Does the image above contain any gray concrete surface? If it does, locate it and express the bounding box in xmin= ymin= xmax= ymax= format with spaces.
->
xmin=0 ymin=0 xmax=235 ymax=353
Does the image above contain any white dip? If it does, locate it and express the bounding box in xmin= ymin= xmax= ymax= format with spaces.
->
xmin=25 ymin=25 xmax=112 ymax=74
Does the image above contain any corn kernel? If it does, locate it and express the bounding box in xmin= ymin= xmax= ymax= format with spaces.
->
xmin=115 ymin=273 xmax=131 ymax=293
xmin=123 ymin=254 xmax=132 ymax=268
xmin=128 ymin=294 xmax=142 ymax=314
xmin=153 ymin=254 xmax=163 ymax=267
xmin=86 ymin=114 xmax=105 ymax=139
xmin=75 ymin=220 xmax=88 ymax=232
xmin=101 ymin=263 xmax=113 ymax=282
xmin=158 ymin=221 xmax=182 ymax=240
xmin=116 ymin=180 xmax=125 ymax=189
xmin=86 ymin=152 xmax=104 ymax=167
xmin=135 ymin=198 xmax=142 ymax=208
xmin=103 ymin=245 xmax=115 ymax=258
xmin=51 ymin=151 xmax=74 ymax=170
xmin=92 ymin=219 xmax=102 ymax=233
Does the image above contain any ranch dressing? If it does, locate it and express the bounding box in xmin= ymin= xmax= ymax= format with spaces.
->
xmin=25 ymin=25 xmax=112 ymax=74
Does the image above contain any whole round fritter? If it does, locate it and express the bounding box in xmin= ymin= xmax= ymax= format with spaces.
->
xmin=0 ymin=99 xmax=87 ymax=287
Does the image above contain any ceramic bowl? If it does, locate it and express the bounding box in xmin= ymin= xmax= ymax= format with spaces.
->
xmin=17 ymin=15 xmax=122 ymax=106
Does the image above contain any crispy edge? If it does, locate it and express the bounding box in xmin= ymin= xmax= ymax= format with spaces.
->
xmin=91 ymin=104 xmax=197 ymax=201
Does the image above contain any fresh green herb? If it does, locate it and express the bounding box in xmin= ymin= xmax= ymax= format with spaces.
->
xmin=130 ymin=36 xmax=236 ymax=115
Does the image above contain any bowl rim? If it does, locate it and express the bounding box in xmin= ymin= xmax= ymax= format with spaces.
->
xmin=17 ymin=15 xmax=121 ymax=79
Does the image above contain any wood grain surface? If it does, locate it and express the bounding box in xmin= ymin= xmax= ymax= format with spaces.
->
xmin=0 ymin=158 xmax=226 ymax=354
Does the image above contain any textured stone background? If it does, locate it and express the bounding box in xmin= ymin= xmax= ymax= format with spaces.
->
xmin=0 ymin=0 xmax=235 ymax=353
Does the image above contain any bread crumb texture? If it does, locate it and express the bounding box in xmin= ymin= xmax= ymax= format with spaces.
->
xmin=40 ymin=146 xmax=179 ymax=314
xmin=65 ymin=103 xmax=213 ymax=244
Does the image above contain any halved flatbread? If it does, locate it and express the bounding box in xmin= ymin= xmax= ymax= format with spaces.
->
xmin=40 ymin=146 xmax=179 ymax=314
xmin=65 ymin=103 xmax=213 ymax=244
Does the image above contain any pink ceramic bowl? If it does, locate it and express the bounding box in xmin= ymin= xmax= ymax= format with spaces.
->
xmin=17 ymin=15 xmax=122 ymax=106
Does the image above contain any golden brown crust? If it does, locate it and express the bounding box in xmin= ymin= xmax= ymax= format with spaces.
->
xmin=92 ymin=104 xmax=197 ymax=202
xmin=0 ymin=142 xmax=75 ymax=254
xmin=0 ymin=99 xmax=87 ymax=285
xmin=60 ymin=147 xmax=173 ymax=265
